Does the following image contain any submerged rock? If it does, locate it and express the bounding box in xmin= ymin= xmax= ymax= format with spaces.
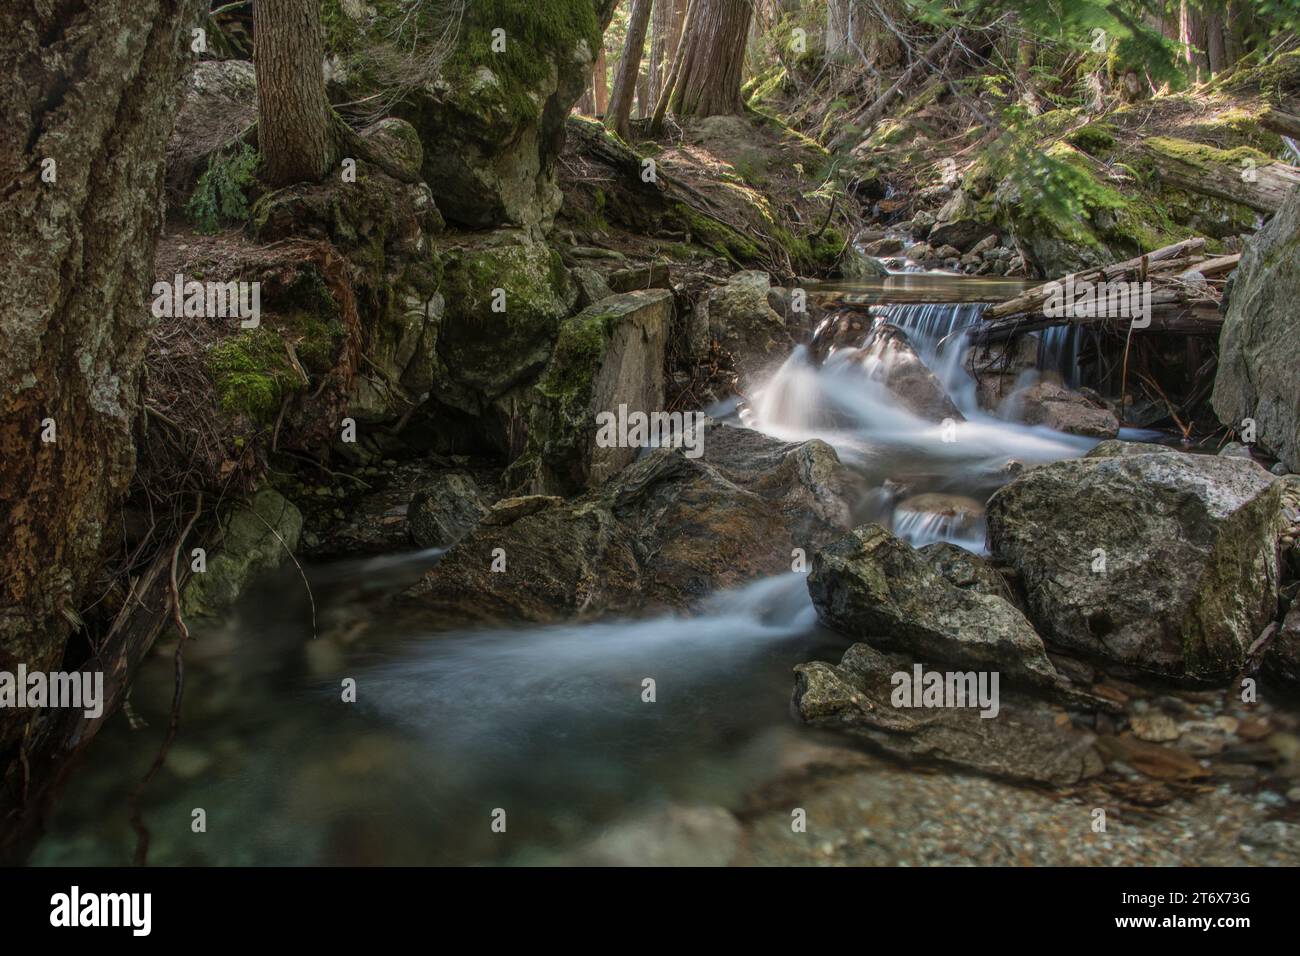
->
xmin=1213 ymin=184 xmax=1300 ymax=473
xmin=807 ymin=524 xmax=1059 ymax=687
xmin=987 ymin=451 xmax=1285 ymax=679
xmin=793 ymin=643 xmax=1103 ymax=786
xmin=858 ymin=325 xmax=964 ymax=423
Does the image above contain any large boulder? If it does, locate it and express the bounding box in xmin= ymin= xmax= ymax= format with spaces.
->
xmin=794 ymin=643 xmax=1103 ymax=786
xmin=435 ymin=231 xmax=577 ymax=406
xmin=411 ymin=425 xmax=855 ymax=623
xmin=986 ymin=451 xmax=1285 ymax=679
xmin=331 ymin=1 xmax=618 ymax=229
xmin=1213 ymin=184 xmax=1300 ymax=473
xmin=807 ymin=524 xmax=1060 ymax=687
xmin=165 ymin=60 xmax=258 ymax=206
xmin=507 ymin=290 xmax=672 ymax=495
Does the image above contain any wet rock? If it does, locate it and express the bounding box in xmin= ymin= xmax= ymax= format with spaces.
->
xmin=841 ymin=247 xmax=890 ymax=279
xmin=182 ymin=488 xmax=303 ymax=618
xmin=505 ymin=289 xmax=672 ymax=495
xmin=408 ymin=473 xmax=489 ymax=548
xmin=481 ymin=495 xmax=564 ymax=527
xmin=1005 ymin=380 xmax=1118 ymax=438
xmin=413 ymin=426 xmax=854 ymax=623
xmin=608 ymin=263 xmax=671 ymax=293
xmin=967 ymin=336 xmax=1039 ymax=412
xmin=919 ymin=541 xmax=1019 ymax=606
xmin=807 ymin=524 xmax=1059 ymax=687
xmin=1218 ymin=441 xmax=1255 ymax=460
xmin=1213 ymin=185 xmax=1300 ymax=473
xmin=793 ymin=643 xmax=1103 ymax=786
xmin=860 ymin=237 xmax=905 ymax=257
xmin=987 ymin=451 xmax=1285 ymax=679
xmin=1085 ymin=439 xmax=1177 ymax=458
xmin=859 ymin=325 xmax=964 ymax=422
xmin=696 ymin=271 xmax=792 ymax=385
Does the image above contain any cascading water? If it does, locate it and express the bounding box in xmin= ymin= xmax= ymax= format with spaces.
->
xmin=743 ymin=297 xmax=1096 ymax=552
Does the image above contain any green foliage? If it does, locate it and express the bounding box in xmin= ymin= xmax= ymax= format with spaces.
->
xmin=208 ymin=327 xmax=298 ymax=424
xmin=186 ymin=143 xmax=258 ymax=235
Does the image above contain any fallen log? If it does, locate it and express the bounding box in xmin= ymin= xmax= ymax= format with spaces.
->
xmin=1259 ymin=106 xmax=1300 ymax=141
xmin=974 ymin=303 xmax=1224 ymax=344
xmin=983 ymin=237 xmax=1206 ymax=320
xmin=1142 ymin=136 xmax=1300 ymax=215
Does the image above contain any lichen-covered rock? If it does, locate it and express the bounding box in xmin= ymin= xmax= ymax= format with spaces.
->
xmin=182 ymin=489 xmax=303 ymax=618
xmin=408 ymin=473 xmax=489 ymax=548
xmin=987 ymin=452 xmax=1284 ymax=679
xmin=697 ymin=271 xmax=792 ymax=385
xmin=1213 ymin=183 xmax=1300 ymax=473
xmin=1006 ymin=380 xmax=1118 ymax=439
xmin=793 ymin=643 xmax=1103 ymax=786
xmin=508 ymin=289 xmax=672 ymax=495
xmin=435 ymin=232 xmax=577 ymax=404
xmin=807 ymin=524 xmax=1059 ymax=687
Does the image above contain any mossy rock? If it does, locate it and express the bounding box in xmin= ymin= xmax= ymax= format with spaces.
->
xmin=437 ymin=233 xmax=578 ymax=403
xmin=182 ymin=489 xmax=303 ymax=619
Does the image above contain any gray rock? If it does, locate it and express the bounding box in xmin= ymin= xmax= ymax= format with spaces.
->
xmin=807 ymin=524 xmax=1059 ymax=687
xmin=793 ymin=643 xmax=1103 ymax=786
xmin=408 ymin=473 xmax=489 ymax=548
xmin=697 ymin=271 xmax=792 ymax=386
xmin=1006 ymin=380 xmax=1118 ymax=438
xmin=987 ymin=451 xmax=1285 ymax=679
xmin=1213 ymin=185 xmax=1300 ymax=473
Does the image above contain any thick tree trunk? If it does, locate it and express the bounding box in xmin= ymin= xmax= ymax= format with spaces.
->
xmin=607 ymin=0 xmax=654 ymax=141
xmin=649 ymin=0 xmax=687 ymax=108
xmin=669 ymin=0 xmax=752 ymax=118
xmin=1204 ymin=2 xmax=1227 ymax=75
xmin=254 ymin=0 xmax=335 ymax=185
xmin=0 ymin=0 xmax=203 ymax=855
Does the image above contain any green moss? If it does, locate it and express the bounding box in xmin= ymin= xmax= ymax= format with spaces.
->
xmin=672 ymin=203 xmax=763 ymax=265
xmin=208 ymin=328 xmax=301 ymax=424
xmin=443 ymin=0 xmax=601 ymax=127
xmin=537 ymin=308 xmax=618 ymax=406
xmin=1145 ymin=135 xmax=1272 ymax=170
xmin=1066 ymin=122 xmax=1117 ymax=156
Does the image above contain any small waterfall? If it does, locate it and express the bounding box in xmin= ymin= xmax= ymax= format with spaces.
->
xmin=1037 ymin=325 xmax=1085 ymax=389
xmin=873 ymin=302 xmax=988 ymax=414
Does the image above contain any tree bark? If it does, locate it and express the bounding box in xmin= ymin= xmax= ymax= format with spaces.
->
xmin=649 ymin=0 xmax=687 ymax=109
xmin=1143 ymin=139 xmax=1300 ymax=214
xmin=650 ymin=0 xmax=698 ymax=133
xmin=0 ymin=0 xmax=204 ymax=854
xmin=254 ymin=0 xmax=335 ymax=186
xmin=594 ymin=46 xmax=610 ymax=117
xmin=1180 ymin=0 xmax=1209 ymax=84
xmin=669 ymin=0 xmax=753 ymax=118
xmin=607 ymin=0 xmax=654 ymax=141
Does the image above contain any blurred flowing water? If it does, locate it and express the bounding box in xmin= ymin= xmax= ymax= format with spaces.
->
xmin=32 ymin=272 xmax=1102 ymax=866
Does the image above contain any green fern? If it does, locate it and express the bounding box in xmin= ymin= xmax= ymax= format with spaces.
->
xmin=186 ymin=143 xmax=258 ymax=234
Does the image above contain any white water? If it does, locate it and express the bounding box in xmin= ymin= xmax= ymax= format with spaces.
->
xmin=743 ymin=300 xmax=1096 ymax=551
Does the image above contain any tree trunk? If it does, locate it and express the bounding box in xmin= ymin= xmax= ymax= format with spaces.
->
xmin=254 ymin=0 xmax=335 ymax=186
xmin=0 ymin=0 xmax=203 ymax=856
xmin=1204 ymin=2 xmax=1227 ymax=75
xmin=607 ymin=0 xmax=654 ymax=141
xmin=594 ymin=47 xmax=610 ymax=116
xmin=1180 ymin=0 xmax=1209 ymax=84
xmin=649 ymin=0 xmax=687 ymax=109
xmin=669 ymin=0 xmax=753 ymax=118
xmin=650 ymin=0 xmax=698 ymax=133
